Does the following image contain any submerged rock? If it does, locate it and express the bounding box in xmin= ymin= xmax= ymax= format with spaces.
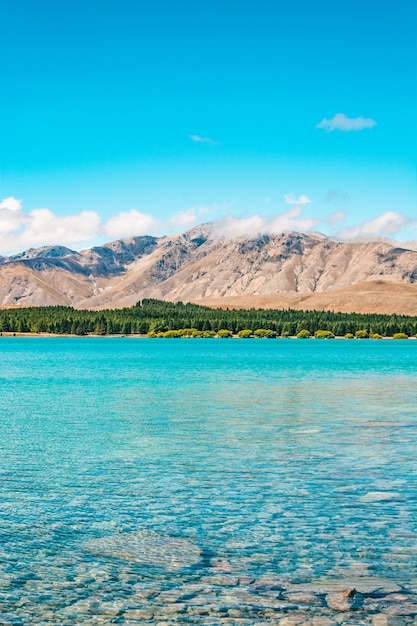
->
xmin=359 ymin=491 xmax=399 ymax=502
xmin=278 ymin=617 xmax=309 ymax=625
xmin=365 ymin=595 xmax=417 ymax=616
xmin=85 ymin=531 xmax=201 ymax=571
xmin=325 ymin=588 xmax=363 ymax=611
xmin=284 ymin=591 xmax=323 ymax=606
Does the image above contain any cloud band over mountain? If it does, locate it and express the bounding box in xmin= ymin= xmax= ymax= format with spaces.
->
xmin=0 ymin=196 xmax=414 ymax=256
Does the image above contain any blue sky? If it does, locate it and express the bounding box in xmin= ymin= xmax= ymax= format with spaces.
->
xmin=0 ymin=0 xmax=416 ymax=253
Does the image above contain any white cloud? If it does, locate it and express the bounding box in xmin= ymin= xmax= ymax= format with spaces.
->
xmin=103 ymin=209 xmax=160 ymax=239
xmin=0 ymin=196 xmax=216 ymax=255
xmin=339 ymin=211 xmax=411 ymax=239
xmin=25 ymin=209 xmax=100 ymax=243
xmin=169 ymin=208 xmax=197 ymax=227
xmin=0 ymin=207 xmax=23 ymax=235
xmin=189 ymin=134 xmax=219 ymax=145
xmin=327 ymin=210 xmax=345 ymax=225
xmin=0 ymin=196 xmax=22 ymax=211
xmin=0 ymin=199 xmax=100 ymax=254
xmin=2 ymin=195 xmax=412 ymax=258
xmin=199 ymin=206 xmax=212 ymax=215
xmin=213 ymin=206 xmax=318 ymax=239
xmin=316 ymin=113 xmax=376 ymax=132
xmin=284 ymin=193 xmax=311 ymax=205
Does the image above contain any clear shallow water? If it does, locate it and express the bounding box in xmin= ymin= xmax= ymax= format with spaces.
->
xmin=0 ymin=338 xmax=416 ymax=625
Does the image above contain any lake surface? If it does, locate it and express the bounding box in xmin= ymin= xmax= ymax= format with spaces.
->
xmin=0 ymin=338 xmax=416 ymax=624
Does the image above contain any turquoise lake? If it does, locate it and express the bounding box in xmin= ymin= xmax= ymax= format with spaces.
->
xmin=0 ymin=338 xmax=416 ymax=624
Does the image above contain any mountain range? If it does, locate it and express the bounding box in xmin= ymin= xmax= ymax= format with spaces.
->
xmin=0 ymin=224 xmax=416 ymax=315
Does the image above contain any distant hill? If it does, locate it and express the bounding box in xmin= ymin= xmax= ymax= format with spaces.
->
xmin=0 ymin=224 xmax=416 ymax=315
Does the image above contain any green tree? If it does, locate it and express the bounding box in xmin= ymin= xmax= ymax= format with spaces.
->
xmin=281 ymin=322 xmax=293 ymax=336
xmin=238 ymin=329 xmax=253 ymax=338
xmin=162 ymin=329 xmax=183 ymax=338
xmin=254 ymin=329 xmax=277 ymax=338
xmin=355 ymin=329 xmax=368 ymax=339
xmin=314 ymin=330 xmax=335 ymax=339
xmin=217 ymin=329 xmax=233 ymax=338
xmin=202 ymin=319 xmax=212 ymax=331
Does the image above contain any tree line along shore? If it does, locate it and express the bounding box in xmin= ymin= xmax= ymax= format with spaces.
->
xmin=0 ymin=299 xmax=416 ymax=338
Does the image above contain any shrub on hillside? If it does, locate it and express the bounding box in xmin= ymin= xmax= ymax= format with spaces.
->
xmin=217 ymin=329 xmax=233 ymax=338
xmin=161 ymin=329 xmax=184 ymax=338
xmin=254 ymin=329 xmax=277 ymax=338
xmin=181 ymin=328 xmax=200 ymax=337
xmin=314 ymin=330 xmax=335 ymax=339
xmin=355 ymin=329 xmax=368 ymax=339
xmin=238 ymin=329 xmax=253 ymax=338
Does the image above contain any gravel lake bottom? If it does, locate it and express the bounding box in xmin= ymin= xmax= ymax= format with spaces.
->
xmin=0 ymin=338 xmax=416 ymax=624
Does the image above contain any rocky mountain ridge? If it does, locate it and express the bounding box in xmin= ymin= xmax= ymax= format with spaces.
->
xmin=0 ymin=224 xmax=416 ymax=314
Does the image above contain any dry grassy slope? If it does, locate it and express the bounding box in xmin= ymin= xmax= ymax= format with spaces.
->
xmin=0 ymin=264 xmax=72 ymax=306
xmin=194 ymin=281 xmax=417 ymax=316
xmin=0 ymin=227 xmax=416 ymax=314
xmin=0 ymin=263 xmax=98 ymax=307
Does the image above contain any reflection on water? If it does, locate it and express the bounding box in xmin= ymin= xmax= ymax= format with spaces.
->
xmin=0 ymin=338 xmax=416 ymax=624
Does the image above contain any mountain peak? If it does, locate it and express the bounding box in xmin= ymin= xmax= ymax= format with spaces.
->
xmin=9 ymin=245 xmax=77 ymax=262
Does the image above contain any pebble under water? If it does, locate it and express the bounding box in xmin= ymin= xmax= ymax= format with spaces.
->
xmin=0 ymin=338 xmax=416 ymax=625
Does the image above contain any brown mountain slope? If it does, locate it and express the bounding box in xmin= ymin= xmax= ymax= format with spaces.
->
xmin=195 ymin=281 xmax=417 ymax=316
xmin=0 ymin=225 xmax=416 ymax=314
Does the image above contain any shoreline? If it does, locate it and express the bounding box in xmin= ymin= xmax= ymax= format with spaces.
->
xmin=1 ymin=332 xmax=415 ymax=340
